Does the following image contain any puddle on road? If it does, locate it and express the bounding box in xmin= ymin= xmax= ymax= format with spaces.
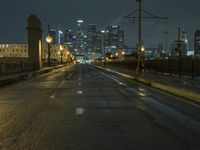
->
xmin=77 ymin=90 xmax=83 ymax=94
xmin=118 ymin=81 xmax=127 ymax=86
xmin=50 ymin=94 xmax=56 ymax=99
xmin=76 ymin=108 xmax=85 ymax=115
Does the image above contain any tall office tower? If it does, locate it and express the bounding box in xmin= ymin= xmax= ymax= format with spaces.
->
xmin=75 ymin=20 xmax=86 ymax=55
xmin=96 ymin=31 xmax=103 ymax=53
xmin=58 ymin=29 xmax=64 ymax=44
xmin=87 ymin=24 xmax=97 ymax=53
xmin=194 ymin=30 xmax=200 ymax=56
xmin=103 ymin=26 xmax=124 ymax=53
xmin=64 ymin=29 xmax=74 ymax=44
xmin=119 ymin=30 xmax=125 ymax=49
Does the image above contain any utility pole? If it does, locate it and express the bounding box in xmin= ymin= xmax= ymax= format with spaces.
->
xmin=122 ymin=0 xmax=168 ymax=73
xmin=164 ymin=31 xmax=170 ymax=54
xmin=136 ymin=0 xmax=142 ymax=73
xmin=177 ymin=27 xmax=182 ymax=79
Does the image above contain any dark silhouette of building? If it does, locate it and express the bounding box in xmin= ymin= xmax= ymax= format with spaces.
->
xmin=104 ymin=26 xmax=124 ymax=52
xmin=87 ymin=24 xmax=97 ymax=53
xmin=64 ymin=29 xmax=74 ymax=44
xmin=194 ymin=30 xmax=200 ymax=56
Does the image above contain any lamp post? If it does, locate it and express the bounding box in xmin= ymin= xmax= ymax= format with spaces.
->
xmin=164 ymin=31 xmax=170 ymax=54
xmin=60 ymin=45 xmax=63 ymax=64
xmin=177 ymin=27 xmax=182 ymax=79
xmin=67 ymin=51 xmax=70 ymax=63
xmin=141 ymin=45 xmax=145 ymax=71
xmin=116 ymin=52 xmax=119 ymax=60
xmin=101 ymin=30 xmax=105 ymax=67
xmin=46 ymin=34 xmax=52 ymax=67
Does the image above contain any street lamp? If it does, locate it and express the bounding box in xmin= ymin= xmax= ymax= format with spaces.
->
xmin=164 ymin=31 xmax=170 ymax=54
xmin=101 ymin=30 xmax=106 ymax=67
xmin=141 ymin=45 xmax=145 ymax=52
xmin=46 ymin=34 xmax=52 ymax=67
xmin=60 ymin=45 xmax=63 ymax=64
xmin=141 ymin=45 xmax=145 ymax=71
xmin=116 ymin=52 xmax=119 ymax=60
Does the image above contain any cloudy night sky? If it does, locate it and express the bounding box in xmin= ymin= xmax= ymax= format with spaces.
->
xmin=0 ymin=0 xmax=199 ymax=49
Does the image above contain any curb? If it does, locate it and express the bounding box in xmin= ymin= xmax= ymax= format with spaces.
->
xmin=92 ymin=65 xmax=200 ymax=103
xmin=0 ymin=64 xmax=67 ymax=87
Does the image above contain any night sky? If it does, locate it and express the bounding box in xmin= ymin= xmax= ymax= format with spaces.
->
xmin=0 ymin=0 xmax=199 ymax=49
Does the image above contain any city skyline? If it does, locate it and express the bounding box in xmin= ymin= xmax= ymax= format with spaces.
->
xmin=0 ymin=0 xmax=200 ymax=49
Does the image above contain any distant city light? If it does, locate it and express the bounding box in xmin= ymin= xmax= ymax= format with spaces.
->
xmin=58 ymin=30 xmax=63 ymax=34
xmin=112 ymin=26 xmax=118 ymax=28
xmin=110 ymin=46 xmax=117 ymax=49
xmin=141 ymin=46 xmax=145 ymax=52
xmin=77 ymin=20 xmax=83 ymax=23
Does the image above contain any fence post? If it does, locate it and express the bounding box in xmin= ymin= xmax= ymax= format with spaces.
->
xmin=192 ymin=58 xmax=194 ymax=79
xmin=179 ymin=57 xmax=182 ymax=78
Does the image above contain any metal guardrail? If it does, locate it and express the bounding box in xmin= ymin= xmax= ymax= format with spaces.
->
xmin=93 ymin=58 xmax=200 ymax=79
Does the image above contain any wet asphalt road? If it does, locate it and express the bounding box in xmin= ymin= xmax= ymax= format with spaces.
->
xmin=0 ymin=64 xmax=199 ymax=150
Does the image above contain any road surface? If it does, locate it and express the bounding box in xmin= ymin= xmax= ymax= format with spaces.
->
xmin=0 ymin=64 xmax=199 ymax=150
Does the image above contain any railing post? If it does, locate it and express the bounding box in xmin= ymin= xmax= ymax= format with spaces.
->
xmin=192 ymin=58 xmax=194 ymax=79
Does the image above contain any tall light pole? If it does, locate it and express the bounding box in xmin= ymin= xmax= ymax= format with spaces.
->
xmin=136 ymin=0 xmax=142 ymax=73
xmin=177 ymin=27 xmax=182 ymax=78
xmin=141 ymin=44 xmax=145 ymax=71
xmin=123 ymin=0 xmax=168 ymax=72
xmin=101 ymin=30 xmax=105 ymax=67
xmin=60 ymin=45 xmax=63 ymax=64
xmin=164 ymin=31 xmax=170 ymax=54
xmin=46 ymin=36 xmax=52 ymax=67
xmin=46 ymin=25 xmax=52 ymax=67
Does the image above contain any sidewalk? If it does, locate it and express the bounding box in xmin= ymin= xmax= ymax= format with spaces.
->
xmin=111 ymin=66 xmax=200 ymax=95
xmin=93 ymin=64 xmax=200 ymax=103
xmin=0 ymin=65 xmax=67 ymax=87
